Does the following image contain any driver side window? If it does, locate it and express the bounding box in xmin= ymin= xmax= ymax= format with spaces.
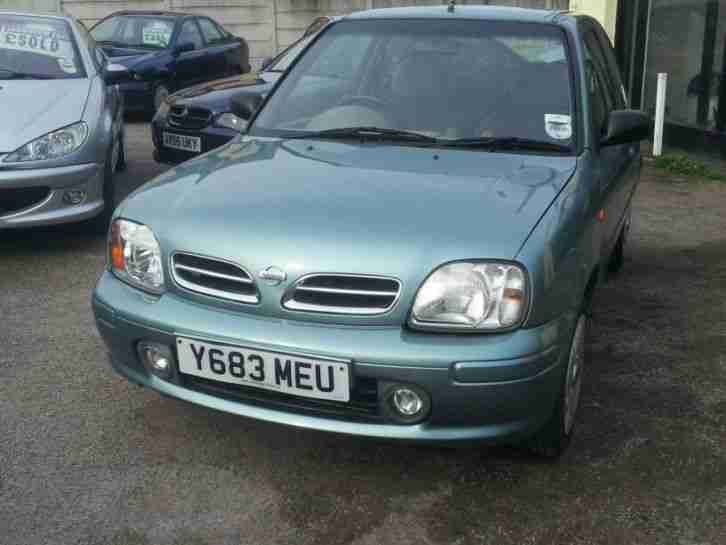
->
xmin=95 ymin=47 xmax=107 ymax=69
xmin=178 ymin=20 xmax=204 ymax=51
xmin=583 ymin=32 xmax=611 ymax=138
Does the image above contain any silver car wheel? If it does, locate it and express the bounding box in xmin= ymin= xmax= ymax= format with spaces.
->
xmin=563 ymin=315 xmax=586 ymax=435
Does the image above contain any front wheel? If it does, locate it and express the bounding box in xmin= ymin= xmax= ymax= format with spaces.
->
xmin=115 ymin=127 xmax=127 ymax=173
xmin=88 ymin=139 xmax=117 ymax=234
xmin=527 ymin=314 xmax=587 ymax=459
xmin=609 ymin=208 xmax=631 ymax=274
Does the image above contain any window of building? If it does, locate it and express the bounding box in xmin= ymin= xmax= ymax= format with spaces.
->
xmin=643 ymin=0 xmax=726 ymax=133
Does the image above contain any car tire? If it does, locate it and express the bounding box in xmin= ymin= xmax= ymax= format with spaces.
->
xmin=527 ymin=313 xmax=587 ymax=459
xmin=89 ymin=139 xmax=117 ymax=234
xmin=152 ymin=84 xmax=170 ymax=115
xmin=609 ymin=213 xmax=631 ymax=275
xmin=115 ymin=127 xmax=127 ymax=173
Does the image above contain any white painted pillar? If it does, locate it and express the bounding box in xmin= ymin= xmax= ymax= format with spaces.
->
xmin=653 ymin=73 xmax=668 ymax=157
xmin=271 ymin=0 xmax=279 ymax=55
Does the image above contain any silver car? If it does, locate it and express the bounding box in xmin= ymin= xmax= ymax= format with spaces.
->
xmin=0 ymin=11 xmax=126 ymax=230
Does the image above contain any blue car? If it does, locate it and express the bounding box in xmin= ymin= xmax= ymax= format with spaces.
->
xmin=90 ymin=11 xmax=250 ymax=114
xmin=93 ymin=7 xmax=650 ymax=457
xmin=151 ymin=17 xmax=336 ymax=164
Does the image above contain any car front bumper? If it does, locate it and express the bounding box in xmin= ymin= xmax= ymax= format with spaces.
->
xmin=0 ymin=162 xmax=104 ymax=229
xmin=151 ymin=116 xmax=237 ymax=164
xmin=93 ymin=271 xmax=574 ymax=443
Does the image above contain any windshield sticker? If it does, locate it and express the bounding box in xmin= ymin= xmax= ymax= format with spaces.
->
xmin=0 ymin=22 xmax=78 ymax=72
xmin=545 ymin=114 xmax=572 ymax=141
xmin=142 ymin=22 xmax=172 ymax=47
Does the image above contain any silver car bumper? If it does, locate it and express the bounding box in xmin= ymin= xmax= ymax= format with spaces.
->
xmin=0 ymin=162 xmax=104 ymax=228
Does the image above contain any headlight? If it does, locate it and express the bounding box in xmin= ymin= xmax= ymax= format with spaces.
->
xmin=3 ymin=122 xmax=88 ymax=163
xmin=214 ymin=112 xmax=246 ymax=131
xmin=109 ymin=219 xmax=165 ymax=294
xmin=154 ymin=99 xmax=170 ymax=120
xmin=410 ymin=261 xmax=528 ymax=331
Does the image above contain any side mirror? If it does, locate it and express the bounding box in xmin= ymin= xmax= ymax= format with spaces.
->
xmin=260 ymin=57 xmax=274 ymax=70
xmin=601 ymin=110 xmax=652 ymax=147
xmin=172 ymin=42 xmax=195 ymax=57
xmin=103 ymin=63 xmax=130 ymax=85
xmin=231 ymin=93 xmax=264 ymax=121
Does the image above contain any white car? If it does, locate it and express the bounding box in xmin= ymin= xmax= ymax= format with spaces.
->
xmin=0 ymin=11 xmax=128 ymax=230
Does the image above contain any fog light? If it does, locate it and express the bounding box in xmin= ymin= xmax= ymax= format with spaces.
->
xmin=393 ymin=388 xmax=423 ymax=416
xmin=138 ymin=341 xmax=174 ymax=378
xmin=381 ymin=382 xmax=431 ymax=424
xmin=63 ymin=189 xmax=86 ymax=205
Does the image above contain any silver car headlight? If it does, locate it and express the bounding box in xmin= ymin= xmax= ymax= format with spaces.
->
xmin=110 ymin=219 xmax=165 ymax=294
xmin=3 ymin=122 xmax=88 ymax=163
xmin=410 ymin=261 xmax=528 ymax=332
xmin=214 ymin=112 xmax=246 ymax=131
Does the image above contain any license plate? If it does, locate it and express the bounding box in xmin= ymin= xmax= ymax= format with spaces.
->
xmin=176 ymin=337 xmax=351 ymax=402
xmin=163 ymin=132 xmax=201 ymax=152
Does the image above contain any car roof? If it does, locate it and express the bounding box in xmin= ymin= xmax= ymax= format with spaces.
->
xmin=104 ymin=10 xmax=190 ymax=18
xmin=0 ymin=10 xmax=75 ymax=22
xmin=344 ymin=5 xmax=570 ymax=24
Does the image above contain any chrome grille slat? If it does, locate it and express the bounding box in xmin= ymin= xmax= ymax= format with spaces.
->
xmin=295 ymin=286 xmax=398 ymax=297
xmin=174 ymin=263 xmax=254 ymax=284
xmin=171 ymin=253 xmax=258 ymax=304
xmin=284 ymin=274 xmax=400 ymax=315
xmin=168 ymin=105 xmax=212 ymax=129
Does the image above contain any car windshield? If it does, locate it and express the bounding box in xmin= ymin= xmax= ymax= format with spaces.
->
xmin=266 ymin=34 xmax=315 ymax=73
xmin=251 ymin=19 xmax=575 ymax=149
xmin=91 ymin=15 xmax=175 ymax=50
xmin=0 ymin=15 xmax=85 ymax=79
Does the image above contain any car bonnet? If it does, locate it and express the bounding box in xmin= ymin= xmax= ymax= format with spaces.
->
xmin=118 ymin=138 xmax=577 ymax=325
xmin=0 ymin=79 xmax=91 ymax=153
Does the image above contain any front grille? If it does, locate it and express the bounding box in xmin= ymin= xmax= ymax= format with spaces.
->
xmin=168 ymin=105 xmax=212 ymax=129
xmin=171 ymin=252 xmax=259 ymax=303
xmin=182 ymin=375 xmax=381 ymax=422
xmin=0 ymin=187 xmax=51 ymax=217
xmin=283 ymin=274 xmax=401 ymax=315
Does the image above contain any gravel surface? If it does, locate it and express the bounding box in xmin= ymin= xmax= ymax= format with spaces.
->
xmin=1 ymin=122 xmax=725 ymax=545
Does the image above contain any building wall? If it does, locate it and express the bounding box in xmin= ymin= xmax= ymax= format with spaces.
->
xmin=3 ymin=0 xmax=570 ymax=66
xmin=1 ymin=0 xmax=59 ymax=11
xmin=569 ymin=0 xmax=618 ymax=40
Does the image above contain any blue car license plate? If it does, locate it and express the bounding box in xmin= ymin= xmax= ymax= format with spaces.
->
xmin=163 ymin=132 xmax=201 ymax=153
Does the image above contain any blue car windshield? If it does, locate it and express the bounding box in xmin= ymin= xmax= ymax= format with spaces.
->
xmin=91 ymin=15 xmax=175 ymax=50
xmin=0 ymin=15 xmax=85 ymax=79
xmin=251 ymin=19 xmax=575 ymax=147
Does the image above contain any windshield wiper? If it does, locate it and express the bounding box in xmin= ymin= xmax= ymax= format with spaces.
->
xmin=441 ymin=137 xmax=572 ymax=154
xmin=0 ymin=68 xmax=54 ymax=80
xmin=285 ymin=126 xmax=438 ymax=144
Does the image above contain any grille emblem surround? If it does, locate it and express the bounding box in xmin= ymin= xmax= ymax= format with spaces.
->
xmin=259 ymin=266 xmax=287 ymax=286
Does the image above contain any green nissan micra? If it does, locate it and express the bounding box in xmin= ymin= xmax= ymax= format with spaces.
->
xmin=93 ymin=6 xmax=650 ymax=457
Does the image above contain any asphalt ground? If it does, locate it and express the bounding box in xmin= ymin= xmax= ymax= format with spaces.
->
xmin=1 ymin=121 xmax=725 ymax=545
